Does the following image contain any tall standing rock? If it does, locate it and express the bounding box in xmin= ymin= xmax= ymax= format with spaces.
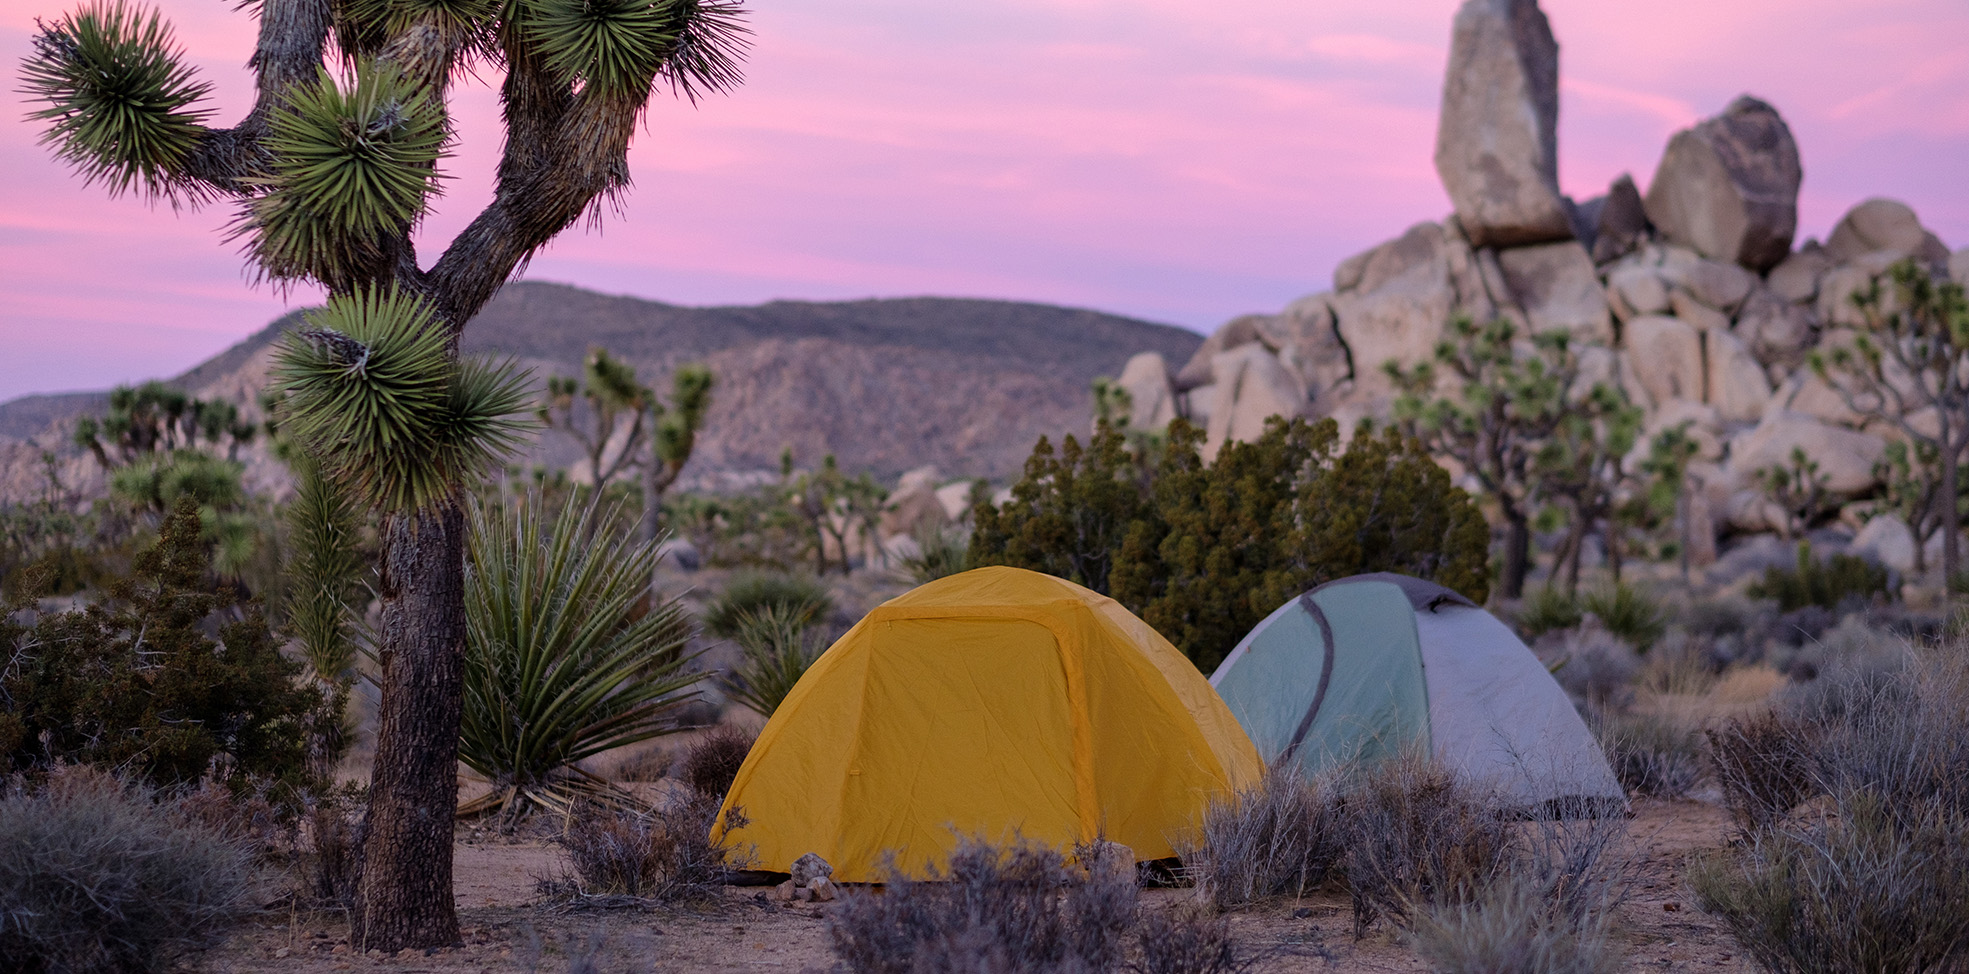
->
xmin=1643 ymin=96 xmax=1802 ymax=272
xmin=1435 ymin=0 xmax=1573 ymax=248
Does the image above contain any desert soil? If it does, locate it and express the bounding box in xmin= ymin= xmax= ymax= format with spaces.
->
xmin=204 ymin=798 xmax=1757 ymax=974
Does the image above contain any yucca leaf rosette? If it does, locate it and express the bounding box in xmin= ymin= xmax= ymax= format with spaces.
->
xmin=19 ymin=1 xmax=214 ymax=201
xmin=272 ymin=287 xmax=531 ymax=512
xmin=238 ymin=67 xmax=448 ymax=285
xmin=519 ymin=0 xmax=748 ymax=102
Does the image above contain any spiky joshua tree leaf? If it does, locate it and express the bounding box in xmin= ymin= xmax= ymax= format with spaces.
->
xmin=272 ymin=287 xmax=531 ymax=512
xmin=238 ymin=66 xmax=448 ymax=286
xmin=523 ymin=0 xmax=748 ymax=101
xmin=19 ymin=1 xmax=213 ymax=202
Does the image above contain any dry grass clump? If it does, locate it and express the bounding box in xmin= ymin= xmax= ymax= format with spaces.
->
xmin=1692 ymin=648 xmax=1969 ymax=973
xmin=1411 ymin=869 xmax=1619 ymax=974
xmin=1185 ymin=765 xmax=1342 ymax=910
xmin=1597 ymin=711 xmax=1703 ymax=799
xmin=827 ymin=838 xmax=1138 ymax=974
xmin=1333 ymin=754 xmax=1516 ymax=937
xmin=676 ymin=725 xmax=756 ymax=801
xmin=0 ymin=767 xmax=255 ymax=974
xmin=1132 ymin=904 xmax=1257 ymax=974
xmin=547 ymin=796 xmax=754 ymax=905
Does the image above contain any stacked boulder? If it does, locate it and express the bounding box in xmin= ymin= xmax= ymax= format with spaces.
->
xmin=1116 ymin=0 xmax=1968 ymax=567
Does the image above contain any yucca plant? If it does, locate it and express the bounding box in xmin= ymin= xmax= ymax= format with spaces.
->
xmin=22 ymin=0 xmax=748 ymax=948
xmin=459 ymin=497 xmax=701 ymax=822
xmin=716 ymin=603 xmax=825 ymax=718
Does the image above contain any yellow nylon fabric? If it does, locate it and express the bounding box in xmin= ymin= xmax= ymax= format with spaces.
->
xmin=715 ymin=566 xmax=1262 ymax=882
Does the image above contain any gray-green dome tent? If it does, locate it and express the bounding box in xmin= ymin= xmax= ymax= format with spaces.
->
xmin=1208 ymin=573 xmax=1624 ymax=808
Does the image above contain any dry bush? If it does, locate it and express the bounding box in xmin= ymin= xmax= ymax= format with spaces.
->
xmin=1706 ymin=712 xmax=1820 ymax=833
xmin=1691 ymin=796 xmax=1969 ymax=974
xmin=1332 ymin=754 xmax=1515 ymax=937
xmin=1132 ymin=904 xmax=1256 ymax=974
xmin=1596 ymin=712 xmax=1702 ymax=799
xmin=1545 ymin=623 xmax=1640 ymax=714
xmin=676 ymin=725 xmax=756 ymax=800
xmin=548 ymin=796 xmax=755 ymax=905
xmin=1412 ymin=870 xmax=1619 ymax=974
xmin=305 ymin=788 xmax=365 ymax=909
xmin=1184 ymin=765 xmax=1342 ymax=910
xmin=0 ymin=767 xmax=254 ymax=974
xmin=1412 ymin=809 xmax=1630 ymax=974
xmin=827 ymin=837 xmax=1138 ymax=974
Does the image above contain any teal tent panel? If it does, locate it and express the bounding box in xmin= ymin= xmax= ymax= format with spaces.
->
xmin=1296 ymin=581 xmax=1429 ymax=773
xmin=1211 ymin=599 xmax=1326 ymax=762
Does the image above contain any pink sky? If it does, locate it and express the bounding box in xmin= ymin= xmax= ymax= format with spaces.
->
xmin=2 ymin=0 xmax=1966 ymax=403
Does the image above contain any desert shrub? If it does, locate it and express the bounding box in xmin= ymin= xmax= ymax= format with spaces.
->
xmin=1706 ymin=711 xmax=1820 ymax=833
xmin=0 ymin=501 xmax=319 ymax=795
xmin=1691 ymin=795 xmax=1969 ymax=974
xmin=1332 ymin=754 xmax=1515 ymax=937
xmin=1545 ymin=623 xmax=1640 ymax=714
xmin=1597 ymin=713 xmax=1701 ymax=799
xmin=0 ymin=768 xmax=254 ymax=974
xmin=549 ymin=796 xmax=754 ymax=904
xmin=459 ymin=498 xmax=701 ymax=821
xmin=1580 ymin=583 xmax=1665 ymax=650
xmin=1747 ymin=541 xmax=1891 ymax=612
xmin=1515 ymin=586 xmax=1582 ymax=640
xmin=305 ymin=788 xmax=365 ymax=908
xmin=1185 ymin=765 xmax=1342 ymax=910
xmin=717 ymin=603 xmax=824 ymax=718
xmin=1411 ymin=868 xmax=1620 ymax=974
xmin=701 ymin=570 xmax=832 ymax=640
xmin=676 ymin=726 xmax=756 ymax=800
xmin=977 ymin=418 xmax=1490 ymax=672
xmin=828 ymin=837 xmax=1138 ymax=974
xmin=898 ymin=524 xmax=970 ymax=586
xmin=1133 ymin=904 xmax=1256 ymax=974
xmin=1805 ymin=651 xmax=1969 ymax=820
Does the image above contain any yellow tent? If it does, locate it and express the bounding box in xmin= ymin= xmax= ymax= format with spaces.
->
xmin=714 ymin=566 xmax=1261 ymax=882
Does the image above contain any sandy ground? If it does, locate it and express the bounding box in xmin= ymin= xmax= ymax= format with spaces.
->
xmin=204 ymin=798 xmax=1759 ymax=974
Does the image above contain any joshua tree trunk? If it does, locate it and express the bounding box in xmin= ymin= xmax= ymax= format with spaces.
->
xmin=355 ymin=504 xmax=468 ymax=950
xmin=1941 ymin=435 xmax=1960 ymax=588
xmin=1500 ymin=507 xmax=1532 ymax=599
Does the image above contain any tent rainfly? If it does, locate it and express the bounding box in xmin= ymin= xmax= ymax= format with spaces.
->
xmin=1209 ymin=573 xmax=1625 ymax=809
xmin=715 ymin=566 xmax=1262 ymax=882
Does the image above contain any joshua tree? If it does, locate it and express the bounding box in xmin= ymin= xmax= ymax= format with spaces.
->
xmin=641 ymin=363 xmax=713 ymax=544
xmin=22 ymin=0 xmax=748 ymax=950
xmin=1812 ymin=260 xmax=1969 ymax=583
xmin=539 ymin=351 xmax=712 ymax=543
xmin=1389 ymin=318 xmax=1609 ymax=599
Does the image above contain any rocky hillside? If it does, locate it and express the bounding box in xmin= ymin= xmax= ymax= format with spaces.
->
xmin=0 ymin=285 xmax=1202 ymax=499
xmin=1112 ymin=0 xmax=1968 ymax=578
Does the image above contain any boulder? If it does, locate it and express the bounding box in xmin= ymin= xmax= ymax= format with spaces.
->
xmin=1258 ymin=293 xmax=1354 ymax=403
xmin=1777 ymin=372 xmax=1864 ymax=429
xmin=1644 ymin=398 xmax=1724 ymax=461
xmin=1606 ymin=264 xmax=1670 ymax=319
xmin=1817 ymin=251 xmax=1903 ymax=329
xmin=1643 ymin=96 xmax=1802 ymax=272
xmin=935 ymin=481 xmax=976 ymax=521
xmin=1686 ymin=485 xmax=1720 ymax=567
xmin=879 ymin=473 xmax=948 ymax=542
xmin=1115 ymin=352 xmax=1179 ymax=430
xmin=1953 ymin=248 xmax=1969 ymax=287
xmin=1849 ymin=514 xmax=1917 ymax=575
xmin=1496 ymin=240 xmax=1613 ymax=342
xmin=1725 ymin=489 xmax=1788 ymax=535
xmin=1729 ymin=410 xmax=1884 ymax=495
xmin=790 ymin=853 xmax=833 ymax=887
xmin=1204 ymin=344 xmax=1309 ymax=460
xmin=1622 ymin=315 xmax=1705 ymax=404
xmin=1823 ymin=198 xmax=1951 ymax=268
xmin=1765 ymin=244 xmax=1831 ymax=304
xmin=1433 ymin=0 xmax=1572 ymax=248
xmin=1331 ymin=223 xmax=1473 ymax=392
xmin=1706 ymin=327 xmax=1772 ymax=423
xmin=1669 ymin=290 xmax=1730 ymax=337
xmin=1174 ymin=315 xmax=1267 ymax=390
xmin=1734 ymin=286 xmax=1816 ymax=369
xmin=1657 ymin=248 xmax=1757 ymax=314
xmin=1589 ymin=173 xmax=1649 ymax=264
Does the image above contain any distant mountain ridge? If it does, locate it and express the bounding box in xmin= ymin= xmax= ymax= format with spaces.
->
xmin=0 ymin=282 xmax=1203 ymax=489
